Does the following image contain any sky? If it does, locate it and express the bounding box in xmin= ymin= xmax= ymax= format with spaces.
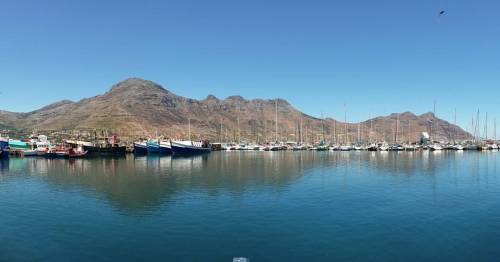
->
xmin=1 ymin=0 xmax=499 ymax=134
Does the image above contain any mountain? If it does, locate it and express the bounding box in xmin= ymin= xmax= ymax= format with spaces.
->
xmin=0 ymin=78 xmax=470 ymax=142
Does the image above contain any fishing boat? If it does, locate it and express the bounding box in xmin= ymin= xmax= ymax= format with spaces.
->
xmin=146 ymin=140 xmax=172 ymax=155
xmin=8 ymin=139 xmax=29 ymax=150
xmin=19 ymin=135 xmax=52 ymax=157
xmin=65 ymin=136 xmax=127 ymax=156
xmin=22 ymin=149 xmax=39 ymax=157
xmin=79 ymin=136 xmax=126 ymax=156
xmin=170 ymin=140 xmax=211 ymax=155
xmin=0 ymin=137 xmax=9 ymax=158
xmin=133 ymin=141 xmax=148 ymax=155
xmin=58 ymin=147 xmax=88 ymax=158
xmin=43 ymin=144 xmax=88 ymax=159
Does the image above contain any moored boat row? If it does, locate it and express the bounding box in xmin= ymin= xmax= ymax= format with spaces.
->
xmin=3 ymin=132 xmax=500 ymax=160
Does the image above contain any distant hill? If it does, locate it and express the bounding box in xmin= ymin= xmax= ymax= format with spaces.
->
xmin=0 ymin=78 xmax=471 ymax=143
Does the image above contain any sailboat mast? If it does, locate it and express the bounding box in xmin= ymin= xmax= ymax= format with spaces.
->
xmin=454 ymin=108 xmax=457 ymax=144
xmin=357 ymin=123 xmax=360 ymax=143
xmin=188 ymin=118 xmax=191 ymax=140
xmin=220 ymin=118 xmax=223 ymax=143
xmin=485 ymin=112 xmax=488 ymax=140
xmin=495 ymin=118 xmax=497 ymax=142
xmin=396 ymin=113 xmax=399 ymax=144
xmin=237 ymin=117 xmax=240 ymax=143
xmin=321 ymin=112 xmax=325 ymax=142
xmin=471 ymin=114 xmax=475 ymax=142
xmin=408 ymin=120 xmax=411 ymax=144
xmin=300 ymin=118 xmax=303 ymax=144
xmin=333 ymin=121 xmax=336 ymax=144
xmin=370 ymin=118 xmax=373 ymax=144
xmin=275 ymin=100 xmax=278 ymax=142
xmin=344 ymin=105 xmax=348 ymax=145
xmin=477 ymin=109 xmax=480 ymax=141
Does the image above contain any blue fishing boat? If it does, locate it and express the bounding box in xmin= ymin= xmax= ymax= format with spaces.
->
xmin=133 ymin=142 xmax=148 ymax=155
xmin=0 ymin=138 xmax=9 ymax=158
xmin=170 ymin=140 xmax=211 ymax=155
xmin=146 ymin=140 xmax=172 ymax=155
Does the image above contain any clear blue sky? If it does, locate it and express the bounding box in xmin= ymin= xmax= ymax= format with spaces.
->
xmin=1 ymin=0 xmax=499 ymax=134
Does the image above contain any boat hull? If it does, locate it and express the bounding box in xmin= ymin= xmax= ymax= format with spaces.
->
xmin=170 ymin=142 xmax=210 ymax=155
xmin=133 ymin=143 xmax=148 ymax=155
xmin=146 ymin=142 xmax=172 ymax=155
xmin=82 ymin=145 xmax=126 ymax=156
xmin=54 ymin=151 xmax=88 ymax=159
xmin=23 ymin=150 xmax=39 ymax=157
xmin=0 ymin=140 xmax=9 ymax=159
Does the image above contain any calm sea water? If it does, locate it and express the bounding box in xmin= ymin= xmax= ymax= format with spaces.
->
xmin=1 ymin=151 xmax=500 ymax=261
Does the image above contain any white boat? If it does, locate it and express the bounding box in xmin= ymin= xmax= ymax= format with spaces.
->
xmin=453 ymin=144 xmax=464 ymax=150
xmin=269 ymin=144 xmax=282 ymax=151
xmin=222 ymin=143 xmax=237 ymax=151
xmin=488 ymin=144 xmax=498 ymax=150
xmin=378 ymin=143 xmax=389 ymax=151
xmin=237 ymin=144 xmax=248 ymax=150
xmin=404 ymin=144 xmax=417 ymax=151
xmin=429 ymin=144 xmax=443 ymax=151
xmin=465 ymin=144 xmax=478 ymax=150
xmin=23 ymin=149 xmax=38 ymax=157
xmin=340 ymin=145 xmax=352 ymax=151
xmin=293 ymin=145 xmax=306 ymax=151
xmin=328 ymin=145 xmax=339 ymax=151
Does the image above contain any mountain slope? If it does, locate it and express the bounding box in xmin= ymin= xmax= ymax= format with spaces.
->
xmin=0 ymin=78 xmax=470 ymax=142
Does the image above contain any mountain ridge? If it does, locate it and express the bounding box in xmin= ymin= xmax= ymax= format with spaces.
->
xmin=0 ymin=78 xmax=471 ymax=142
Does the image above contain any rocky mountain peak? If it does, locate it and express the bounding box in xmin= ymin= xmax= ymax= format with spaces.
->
xmin=109 ymin=77 xmax=166 ymax=94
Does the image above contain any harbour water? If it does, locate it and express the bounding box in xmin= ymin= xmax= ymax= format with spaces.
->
xmin=1 ymin=151 xmax=500 ymax=261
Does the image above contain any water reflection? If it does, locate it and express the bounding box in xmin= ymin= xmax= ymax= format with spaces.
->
xmin=0 ymin=159 xmax=9 ymax=174
xmin=1 ymin=151 xmax=498 ymax=215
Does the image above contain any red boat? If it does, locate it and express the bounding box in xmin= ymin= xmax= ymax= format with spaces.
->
xmin=56 ymin=147 xmax=88 ymax=158
xmin=47 ymin=144 xmax=88 ymax=159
